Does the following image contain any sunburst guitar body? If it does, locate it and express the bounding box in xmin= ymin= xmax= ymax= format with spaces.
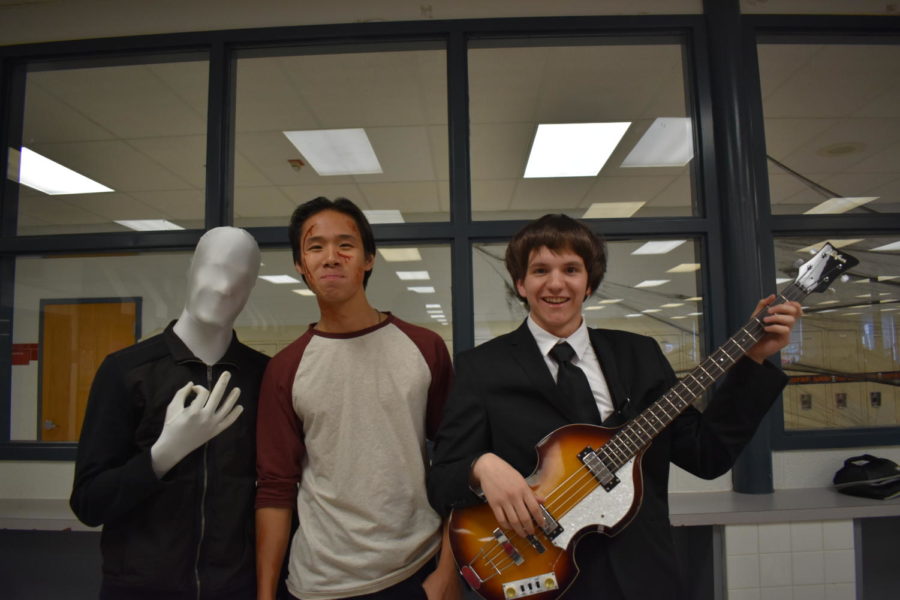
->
xmin=450 ymin=424 xmax=644 ymax=600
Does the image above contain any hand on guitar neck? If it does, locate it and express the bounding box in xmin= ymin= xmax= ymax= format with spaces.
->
xmin=471 ymin=453 xmax=546 ymax=539
xmin=744 ymin=295 xmax=803 ymax=364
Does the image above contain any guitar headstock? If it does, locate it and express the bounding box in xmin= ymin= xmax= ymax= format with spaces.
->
xmin=794 ymin=242 xmax=860 ymax=294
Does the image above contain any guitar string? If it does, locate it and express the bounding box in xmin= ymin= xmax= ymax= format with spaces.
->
xmin=469 ymin=288 xmax=805 ymax=578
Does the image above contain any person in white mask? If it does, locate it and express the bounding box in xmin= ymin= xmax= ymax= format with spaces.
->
xmin=71 ymin=227 xmax=269 ymax=600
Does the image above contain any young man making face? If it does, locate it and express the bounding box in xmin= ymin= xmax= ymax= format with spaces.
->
xmin=427 ymin=214 xmax=802 ymax=599
xmin=255 ymin=197 xmax=460 ymax=600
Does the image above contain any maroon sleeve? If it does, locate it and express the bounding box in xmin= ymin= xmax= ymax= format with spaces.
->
xmin=255 ymin=334 xmax=310 ymax=509
xmin=391 ymin=316 xmax=454 ymax=440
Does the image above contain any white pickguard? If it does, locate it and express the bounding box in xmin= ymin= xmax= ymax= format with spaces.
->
xmin=550 ymin=458 xmax=636 ymax=550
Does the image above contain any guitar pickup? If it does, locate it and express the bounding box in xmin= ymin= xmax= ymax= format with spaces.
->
xmin=578 ymin=447 xmax=619 ymax=491
xmin=526 ymin=534 xmax=545 ymax=554
xmin=493 ymin=529 xmax=524 ymax=565
xmin=538 ymin=504 xmax=563 ymax=539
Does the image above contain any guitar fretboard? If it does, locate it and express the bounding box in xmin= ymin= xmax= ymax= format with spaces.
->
xmin=597 ymin=284 xmax=807 ymax=474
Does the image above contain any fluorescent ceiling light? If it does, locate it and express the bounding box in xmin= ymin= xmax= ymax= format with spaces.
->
xmin=642 ymin=309 xmax=661 ymax=313
xmin=632 ymin=240 xmax=686 ymax=255
xmin=378 ymin=248 xmax=422 ymax=262
xmin=524 ymin=122 xmax=631 ymax=178
xmin=582 ymin=201 xmax=645 ymax=219
xmin=687 ymin=312 xmax=702 ymax=316
xmin=116 ymin=219 xmax=183 ymax=231
xmin=292 ymin=289 xmax=316 ymax=296
xmin=625 ymin=314 xmax=643 ymax=318
xmin=407 ymin=286 xmax=435 ymax=294
xmin=396 ymin=271 xmax=430 ymax=281
xmin=667 ymin=263 xmax=700 ymax=273
xmin=775 ymin=277 xmax=792 ymax=284
xmin=621 ymin=117 xmax=694 ymax=168
xmin=817 ymin=300 xmax=839 ymax=305
xmin=671 ymin=316 xmax=687 ymax=320
xmin=260 ymin=275 xmax=301 ymax=284
xmin=599 ymin=298 xmax=623 ymax=304
xmin=661 ymin=303 xmax=684 ymax=308
xmin=872 ymin=241 xmax=900 ymax=252
xmin=804 ymin=197 xmax=877 ymax=215
xmin=686 ymin=296 xmax=702 ymax=302
xmin=797 ymin=239 xmax=862 ymax=253
xmin=283 ymin=128 xmax=382 ymax=176
xmin=585 ymin=306 xmax=605 ymax=311
xmin=425 ymin=304 xmax=442 ymax=309
xmin=364 ymin=209 xmax=404 ymax=224
xmin=635 ymin=279 xmax=670 ymax=288
xmin=15 ymin=147 xmax=114 ymax=195
xmin=877 ymin=276 xmax=898 ymax=281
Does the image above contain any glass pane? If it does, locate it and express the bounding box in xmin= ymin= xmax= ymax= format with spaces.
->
xmin=255 ymin=244 xmax=453 ymax=356
xmin=11 ymin=57 xmax=209 ymax=235
xmin=12 ymin=252 xmax=191 ymax=440
xmin=234 ymin=45 xmax=449 ymax=226
xmin=10 ymin=243 xmax=452 ymax=441
xmin=469 ymin=40 xmax=695 ymax=221
xmin=759 ymin=43 xmax=900 ymax=215
xmin=743 ymin=0 xmax=897 ymax=15
xmin=775 ymin=236 xmax=900 ymax=430
xmin=473 ymin=239 xmax=703 ymax=375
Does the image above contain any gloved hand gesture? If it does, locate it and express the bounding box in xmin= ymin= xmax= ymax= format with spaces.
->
xmin=150 ymin=371 xmax=242 ymax=478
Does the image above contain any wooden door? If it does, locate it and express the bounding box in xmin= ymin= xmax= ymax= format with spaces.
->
xmin=39 ymin=299 xmax=139 ymax=441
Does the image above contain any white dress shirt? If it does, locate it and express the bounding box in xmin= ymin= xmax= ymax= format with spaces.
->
xmin=526 ymin=315 xmax=615 ymax=421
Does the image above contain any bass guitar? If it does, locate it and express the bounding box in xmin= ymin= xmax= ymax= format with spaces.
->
xmin=450 ymin=242 xmax=858 ymax=600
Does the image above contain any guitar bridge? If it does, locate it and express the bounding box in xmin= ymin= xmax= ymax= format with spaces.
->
xmin=493 ymin=528 xmax=524 ymax=565
xmin=578 ymin=447 xmax=619 ymax=491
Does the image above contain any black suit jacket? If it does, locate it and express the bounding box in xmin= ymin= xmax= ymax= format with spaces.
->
xmin=427 ymin=321 xmax=787 ymax=599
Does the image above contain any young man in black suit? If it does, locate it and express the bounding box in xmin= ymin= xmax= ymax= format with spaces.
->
xmin=427 ymin=214 xmax=802 ymax=599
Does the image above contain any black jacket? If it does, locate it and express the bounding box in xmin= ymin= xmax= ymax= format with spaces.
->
xmin=428 ymin=322 xmax=787 ymax=599
xmin=70 ymin=322 xmax=269 ymax=599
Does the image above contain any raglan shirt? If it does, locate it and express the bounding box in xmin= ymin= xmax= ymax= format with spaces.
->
xmin=256 ymin=313 xmax=452 ymax=600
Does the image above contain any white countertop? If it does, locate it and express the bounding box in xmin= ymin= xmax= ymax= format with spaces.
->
xmin=2 ymin=489 xmax=899 ymax=532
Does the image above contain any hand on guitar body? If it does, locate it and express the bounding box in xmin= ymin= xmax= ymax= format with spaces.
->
xmin=745 ymin=295 xmax=803 ymax=364
xmin=471 ymin=452 xmax=546 ymax=539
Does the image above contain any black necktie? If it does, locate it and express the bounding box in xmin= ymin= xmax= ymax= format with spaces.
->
xmin=549 ymin=342 xmax=601 ymax=424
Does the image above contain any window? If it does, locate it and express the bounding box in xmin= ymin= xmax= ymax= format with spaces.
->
xmin=469 ymin=40 xmax=697 ymax=221
xmin=233 ymin=44 xmax=449 ymax=227
xmin=759 ymin=43 xmax=900 ymax=216
xmin=10 ymin=55 xmax=210 ymax=235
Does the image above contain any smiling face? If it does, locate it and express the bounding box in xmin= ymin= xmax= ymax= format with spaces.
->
xmin=515 ymin=245 xmax=591 ymax=338
xmin=295 ymin=209 xmax=374 ymax=306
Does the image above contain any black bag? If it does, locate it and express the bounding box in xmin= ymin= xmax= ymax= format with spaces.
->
xmin=833 ymin=454 xmax=900 ymax=500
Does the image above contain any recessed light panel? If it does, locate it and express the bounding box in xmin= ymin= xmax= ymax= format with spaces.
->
xmin=283 ymin=128 xmax=382 ymax=176
xmin=524 ymin=122 xmax=631 ymax=178
xmin=621 ymin=117 xmax=694 ymax=168
xmin=115 ymin=219 xmax=183 ymax=231
xmin=17 ymin=147 xmax=113 ymax=195
xmin=632 ymin=240 xmax=686 ymax=255
xmin=378 ymin=248 xmax=423 ymax=262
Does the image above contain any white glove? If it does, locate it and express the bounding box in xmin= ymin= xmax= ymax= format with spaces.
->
xmin=150 ymin=370 xmax=243 ymax=478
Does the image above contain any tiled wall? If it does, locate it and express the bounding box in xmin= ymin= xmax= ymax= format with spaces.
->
xmin=725 ymin=520 xmax=856 ymax=600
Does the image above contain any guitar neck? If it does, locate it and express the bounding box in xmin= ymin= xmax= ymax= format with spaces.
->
xmin=599 ymin=284 xmax=807 ymax=470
